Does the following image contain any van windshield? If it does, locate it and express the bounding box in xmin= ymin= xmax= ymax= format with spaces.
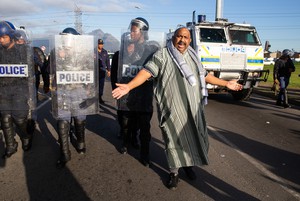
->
xmin=199 ymin=28 xmax=226 ymax=43
xmin=229 ymin=28 xmax=260 ymax=45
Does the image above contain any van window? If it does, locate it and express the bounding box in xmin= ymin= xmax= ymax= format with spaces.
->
xmin=229 ymin=29 xmax=259 ymax=45
xmin=199 ymin=28 xmax=226 ymax=43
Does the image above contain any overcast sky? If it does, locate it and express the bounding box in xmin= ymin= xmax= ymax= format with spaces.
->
xmin=1 ymin=0 xmax=300 ymax=52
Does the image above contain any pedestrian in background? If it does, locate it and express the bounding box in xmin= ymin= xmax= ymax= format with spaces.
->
xmin=112 ymin=27 xmax=243 ymax=190
xmin=273 ymin=49 xmax=295 ymax=108
xmin=97 ymin=39 xmax=111 ymax=104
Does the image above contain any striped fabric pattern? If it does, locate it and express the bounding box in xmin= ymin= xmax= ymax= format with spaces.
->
xmin=145 ymin=48 xmax=209 ymax=169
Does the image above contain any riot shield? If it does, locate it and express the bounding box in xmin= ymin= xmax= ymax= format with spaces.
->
xmin=50 ymin=34 xmax=98 ymax=119
xmin=0 ymin=41 xmax=36 ymax=111
xmin=117 ymin=31 xmax=165 ymax=111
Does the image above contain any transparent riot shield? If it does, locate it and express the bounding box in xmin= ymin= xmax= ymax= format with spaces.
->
xmin=50 ymin=34 xmax=98 ymax=119
xmin=117 ymin=31 xmax=166 ymax=111
xmin=0 ymin=41 xmax=36 ymax=111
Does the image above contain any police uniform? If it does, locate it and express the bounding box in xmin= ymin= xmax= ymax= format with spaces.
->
xmin=97 ymin=39 xmax=110 ymax=103
xmin=51 ymin=28 xmax=97 ymax=168
xmin=0 ymin=21 xmax=36 ymax=158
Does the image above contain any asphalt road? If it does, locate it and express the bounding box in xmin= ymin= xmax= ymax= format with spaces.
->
xmin=0 ymin=82 xmax=299 ymax=201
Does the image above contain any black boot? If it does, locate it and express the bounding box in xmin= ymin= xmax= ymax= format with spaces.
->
xmin=117 ymin=110 xmax=124 ymax=139
xmin=1 ymin=114 xmax=18 ymax=158
xmin=74 ymin=119 xmax=86 ymax=154
xmin=275 ymin=100 xmax=282 ymax=106
xmin=167 ymin=173 xmax=179 ymax=190
xmin=120 ymin=114 xmax=130 ymax=154
xmin=21 ymin=138 xmax=32 ymax=151
xmin=2 ymin=131 xmax=18 ymax=159
xmin=140 ymin=154 xmax=150 ymax=167
xmin=56 ymin=120 xmax=71 ymax=169
xmin=140 ymin=142 xmax=150 ymax=167
xmin=139 ymin=125 xmax=151 ymax=167
xmin=16 ymin=118 xmax=35 ymax=151
xmin=99 ymin=96 xmax=105 ymax=104
xmin=129 ymin=117 xmax=140 ymax=149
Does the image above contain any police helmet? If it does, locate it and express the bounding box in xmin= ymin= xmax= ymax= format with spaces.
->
xmin=129 ymin=17 xmax=149 ymax=40
xmin=0 ymin=21 xmax=16 ymax=39
xmin=130 ymin=17 xmax=149 ymax=31
xmin=282 ymin=49 xmax=294 ymax=58
xmin=61 ymin=27 xmax=80 ymax=35
xmin=5 ymin=21 xmax=16 ymax=30
xmin=15 ymin=29 xmax=28 ymax=43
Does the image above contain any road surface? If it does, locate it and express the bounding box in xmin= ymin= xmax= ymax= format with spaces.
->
xmin=0 ymin=82 xmax=299 ymax=201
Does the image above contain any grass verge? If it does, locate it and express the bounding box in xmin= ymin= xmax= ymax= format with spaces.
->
xmin=263 ymin=62 xmax=300 ymax=89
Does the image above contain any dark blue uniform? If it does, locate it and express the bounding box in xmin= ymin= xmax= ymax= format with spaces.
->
xmin=0 ymin=43 xmax=36 ymax=157
xmin=98 ymin=48 xmax=110 ymax=100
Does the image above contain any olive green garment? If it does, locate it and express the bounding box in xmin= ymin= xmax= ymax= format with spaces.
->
xmin=144 ymin=48 xmax=209 ymax=169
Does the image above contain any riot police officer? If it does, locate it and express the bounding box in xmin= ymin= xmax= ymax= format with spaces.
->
xmin=15 ymin=29 xmax=49 ymax=100
xmin=117 ymin=17 xmax=161 ymax=167
xmin=273 ymin=49 xmax=295 ymax=108
xmin=51 ymin=27 xmax=98 ymax=168
xmin=0 ymin=21 xmax=36 ymax=158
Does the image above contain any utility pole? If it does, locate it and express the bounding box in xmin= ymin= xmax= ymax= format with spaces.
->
xmin=74 ymin=3 xmax=82 ymax=34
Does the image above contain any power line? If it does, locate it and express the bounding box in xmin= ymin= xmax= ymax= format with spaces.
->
xmin=74 ymin=3 xmax=83 ymax=34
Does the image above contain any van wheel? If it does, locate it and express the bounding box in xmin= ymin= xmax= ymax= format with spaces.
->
xmin=230 ymin=88 xmax=253 ymax=101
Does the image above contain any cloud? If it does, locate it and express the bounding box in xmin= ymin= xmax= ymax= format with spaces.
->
xmin=0 ymin=0 xmax=40 ymax=16
xmin=0 ymin=0 xmax=148 ymax=39
xmin=1 ymin=0 xmax=146 ymax=17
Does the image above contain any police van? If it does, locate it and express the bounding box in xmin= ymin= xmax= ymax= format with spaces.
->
xmin=168 ymin=11 xmax=269 ymax=101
